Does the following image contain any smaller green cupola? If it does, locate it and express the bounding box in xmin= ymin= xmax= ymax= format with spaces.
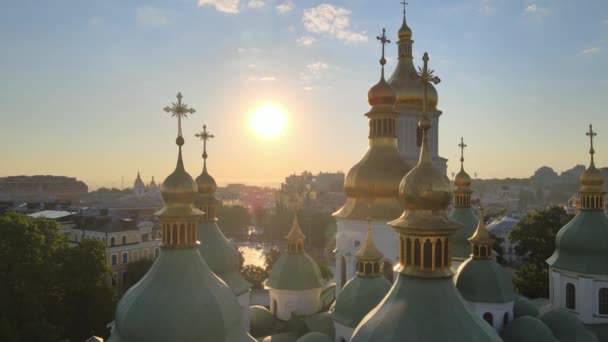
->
xmin=468 ymin=207 xmax=494 ymax=259
xmin=286 ymin=211 xmax=306 ymax=254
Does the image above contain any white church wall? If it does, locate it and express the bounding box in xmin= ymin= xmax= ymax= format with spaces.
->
xmin=269 ymin=288 xmax=322 ymax=321
xmin=550 ymin=267 xmax=608 ymax=325
xmin=466 ymin=300 xmax=513 ymax=332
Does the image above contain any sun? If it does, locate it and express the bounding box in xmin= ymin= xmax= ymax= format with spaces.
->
xmin=250 ymin=103 xmax=287 ymax=138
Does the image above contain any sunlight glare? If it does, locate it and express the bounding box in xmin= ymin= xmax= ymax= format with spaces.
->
xmin=250 ymin=104 xmax=287 ymax=138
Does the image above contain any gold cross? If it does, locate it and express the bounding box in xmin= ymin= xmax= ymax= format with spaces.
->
xmin=195 ymin=124 xmax=214 ymax=164
xmin=163 ymin=92 xmax=196 ymax=137
xmin=586 ymin=124 xmax=597 ymax=161
xmin=401 ymin=1 xmax=408 ymax=16
xmin=459 ymin=137 xmax=467 ymax=165
xmin=411 ymin=52 xmax=441 ymax=114
xmin=376 ymin=28 xmax=391 ymax=66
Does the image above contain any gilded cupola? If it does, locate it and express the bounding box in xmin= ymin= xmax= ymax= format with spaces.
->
xmin=467 ymin=207 xmax=494 ymax=259
xmin=194 ymin=124 xmax=220 ymax=221
xmin=388 ymin=5 xmax=438 ymax=111
xmin=355 ymin=218 xmax=385 ymax=277
xmin=389 ymin=53 xmax=460 ymax=278
xmin=334 ymin=28 xmax=411 ymax=222
xmin=454 ymin=137 xmax=473 ymax=207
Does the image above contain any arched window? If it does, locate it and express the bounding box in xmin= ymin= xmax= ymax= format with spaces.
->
xmin=383 ymin=261 xmax=393 ymax=283
xmin=121 ymin=235 xmax=126 ymax=245
xmin=423 ymin=239 xmax=432 ymax=269
xmin=172 ymin=224 xmax=178 ymax=245
xmin=599 ymin=288 xmax=608 ymax=315
xmin=365 ymin=263 xmax=372 ymax=274
xmin=340 ymin=256 xmax=346 ymax=289
xmin=179 ymin=224 xmax=185 ymax=244
xmin=566 ymin=283 xmax=576 ymax=310
xmin=414 ymin=239 xmax=421 ymax=266
xmin=503 ymin=312 xmax=509 ymax=327
xmin=110 ymin=236 xmax=115 ymax=246
xmin=483 ymin=312 xmax=493 ymax=326
xmin=480 ymin=246 xmax=487 ymax=257
xmin=405 ymin=238 xmax=412 ymax=266
xmin=435 ymin=239 xmax=443 ymax=268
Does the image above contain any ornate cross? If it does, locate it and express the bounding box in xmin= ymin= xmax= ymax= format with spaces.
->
xmin=411 ymin=52 xmax=441 ymax=114
xmin=587 ymin=124 xmax=597 ymax=162
xmin=376 ymin=28 xmax=391 ymax=66
xmin=163 ymin=92 xmax=196 ymax=137
xmin=401 ymin=1 xmax=408 ymax=17
xmin=195 ymin=124 xmax=214 ymax=164
xmin=459 ymin=137 xmax=467 ymax=165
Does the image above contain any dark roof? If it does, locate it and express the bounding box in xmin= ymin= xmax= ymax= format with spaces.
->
xmin=74 ymin=216 xmax=138 ymax=233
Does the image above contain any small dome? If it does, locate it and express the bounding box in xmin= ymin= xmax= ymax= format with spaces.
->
xmin=398 ymin=19 xmax=412 ymax=40
xmin=160 ymin=148 xmax=197 ymax=206
xmin=389 ymin=70 xmax=438 ymax=110
xmin=249 ymin=305 xmax=276 ymax=338
xmin=267 ymin=253 xmax=324 ymax=291
xmin=454 ymin=258 xmax=515 ymax=303
xmin=501 ymin=316 xmax=558 ymax=342
xmin=539 ymin=308 xmax=597 ymax=342
xmin=332 ymin=276 xmax=391 ymax=328
xmin=368 ymin=77 xmax=396 ymax=108
xmin=296 ymin=332 xmax=332 ymax=342
xmin=513 ymin=296 xmax=540 ymax=318
xmin=195 ymin=167 xmax=217 ymax=194
xmin=455 ymin=168 xmax=472 ymax=188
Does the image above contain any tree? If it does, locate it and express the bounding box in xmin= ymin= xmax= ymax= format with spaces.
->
xmin=509 ymin=206 xmax=572 ymax=267
xmin=240 ymin=265 xmax=269 ymax=290
xmin=0 ymin=212 xmax=115 ymax=342
xmin=508 ymin=206 xmax=573 ymax=298
xmin=125 ymin=258 xmax=154 ymax=289
xmin=264 ymin=248 xmax=282 ymax=273
xmin=216 ymin=205 xmax=251 ymax=240
xmin=512 ymin=264 xmax=549 ymax=298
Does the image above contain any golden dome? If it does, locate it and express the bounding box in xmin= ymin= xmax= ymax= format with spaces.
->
xmin=161 ymin=142 xmax=197 ymax=206
xmin=468 ymin=208 xmax=494 ymax=246
xmin=388 ymin=65 xmax=438 ymax=110
xmin=398 ymin=13 xmax=412 ymax=40
xmin=399 ymin=118 xmax=452 ymax=211
xmin=454 ymin=168 xmax=472 ymax=188
xmin=196 ymin=165 xmax=217 ymax=194
xmin=355 ymin=222 xmax=384 ymax=262
xmin=368 ymin=77 xmax=396 ymax=108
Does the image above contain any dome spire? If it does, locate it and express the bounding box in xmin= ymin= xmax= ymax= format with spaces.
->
xmin=411 ymin=52 xmax=441 ymax=164
xmin=194 ymin=124 xmax=218 ymax=221
xmin=164 ymin=92 xmax=196 ymax=138
xmin=459 ymin=137 xmax=467 ymax=171
xmin=286 ymin=210 xmax=306 ymax=253
xmin=376 ymin=28 xmax=390 ymax=80
xmin=398 ymin=1 xmax=412 ymax=43
xmin=355 ymin=211 xmax=384 ymax=277
xmin=454 ymin=137 xmax=473 ymax=207
xmin=578 ymin=124 xmax=605 ymax=209
xmin=195 ymin=124 xmax=215 ymax=172
xmin=468 ymin=206 xmax=494 ymax=259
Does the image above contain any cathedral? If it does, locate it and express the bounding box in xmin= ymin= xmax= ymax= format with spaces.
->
xmin=101 ymin=4 xmax=607 ymax=342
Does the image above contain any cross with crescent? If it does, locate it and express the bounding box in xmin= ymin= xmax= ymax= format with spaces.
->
xmin=411 ymin=52 xmax=441 ymax=114
xmin=163 ymin=92 xmax=196 ymax=138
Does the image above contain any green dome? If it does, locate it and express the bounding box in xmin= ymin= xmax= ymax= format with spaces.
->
xmin=547 ymin=210 xmax=608 ymax=275
xmin=454 ymin=258 xmax=515 ymax=303
xmin=539 ymin=308 xmax=597 ymax=342
xmin=267 ymin=253 xmax=324 ymax=291
xmin=108 ymin=248 xmax=254 ymax=342
xmin=332 ymin=276 xmax=391 ymax=328
xmin=513 ymin=296 xmax=540 ymax=318
xmin=198 ymin=221 xmax=251 ymax=295
xmin=449 ymin=207 xmax=479 ymax=259
xmin=258 ymin=332 xmax=299 ymax=342
xmin=296 ymin=332 xmax=332 ymax=342
xmin=351 ymin=275 xmax=501 ymax=342
xmin=501 ymin=316 xmax=557 ymax=342
xmin=249 ymin=306 xmax=276 ymax=338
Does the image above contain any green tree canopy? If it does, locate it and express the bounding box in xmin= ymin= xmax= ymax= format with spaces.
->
xmin=240 ymin=265 xmax=269 ymax=290
xmin=125 ymin=258 xmax=154 ymax=290
xmin=216 ymin=205 xmax=252 ymax=240
xmin=0 ymin=212 xmax=115 ymax=342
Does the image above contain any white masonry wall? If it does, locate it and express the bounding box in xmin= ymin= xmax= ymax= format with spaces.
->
xmin=268 ymin=288 xmax=322 ymax=321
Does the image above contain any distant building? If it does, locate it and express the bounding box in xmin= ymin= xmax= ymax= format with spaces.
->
xmin=64 ymin=215 xmax=161 ymax=290
xmin=277 ymin=171 xmax=345 ymax=213
xmin=531 ymin=166 xmax=560 ymax=185
xmin=487 ymin=216 xmax=520 ymax=263
xmin=0 ymin=175 xmax=87 ymax=203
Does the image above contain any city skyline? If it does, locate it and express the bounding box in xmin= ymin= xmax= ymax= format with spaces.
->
xmin=1 ymin=0 xmax=607 ymax=189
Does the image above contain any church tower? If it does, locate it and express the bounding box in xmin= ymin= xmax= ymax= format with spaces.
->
xmin=108 ymin=93 xmax=254 ymax=342
xmin=388 ymin=3 xmax=447 ymax=174
xmin=333 ymin=28 xmax=411 ymax=294
xmin=351 ymin=53 xmax=500 ymax=342
xmin=133 ymin=171 xmax=146 ymax=197
xmin=547 ymin=124 xmax=608 ymax=327
xmin=449 ymin=138 xmax=479 ymax=270
xmin=194 ymin=124 xmax=252 ymax=332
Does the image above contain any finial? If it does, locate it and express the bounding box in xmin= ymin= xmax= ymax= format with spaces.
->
xmin=401 ymin=0 xmax=408 ymax=19
xmin=411 ymin=52 xmax=441 ymax=115
xmin=195 ymin=124 xmax=215 ymax=170
xmin=587 ymin=124 xmax=597 ymax=167
xmin=376 ymin=28 xmax=391 ymax=79
xmin=458 ymin=137 xmax=467 ymax=169
xmin=164 ymin=92 xmax=196 ymax=142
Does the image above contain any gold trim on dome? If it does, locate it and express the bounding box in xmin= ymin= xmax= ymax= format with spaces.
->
xmin=468 ymin=207 xmax=494 ymax=259
xmin=579 ymin=124 xmax=606 ymax=210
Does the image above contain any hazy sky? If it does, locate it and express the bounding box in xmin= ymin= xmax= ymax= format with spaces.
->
xmin=1 ymin=0 xmax=607 ymax=189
